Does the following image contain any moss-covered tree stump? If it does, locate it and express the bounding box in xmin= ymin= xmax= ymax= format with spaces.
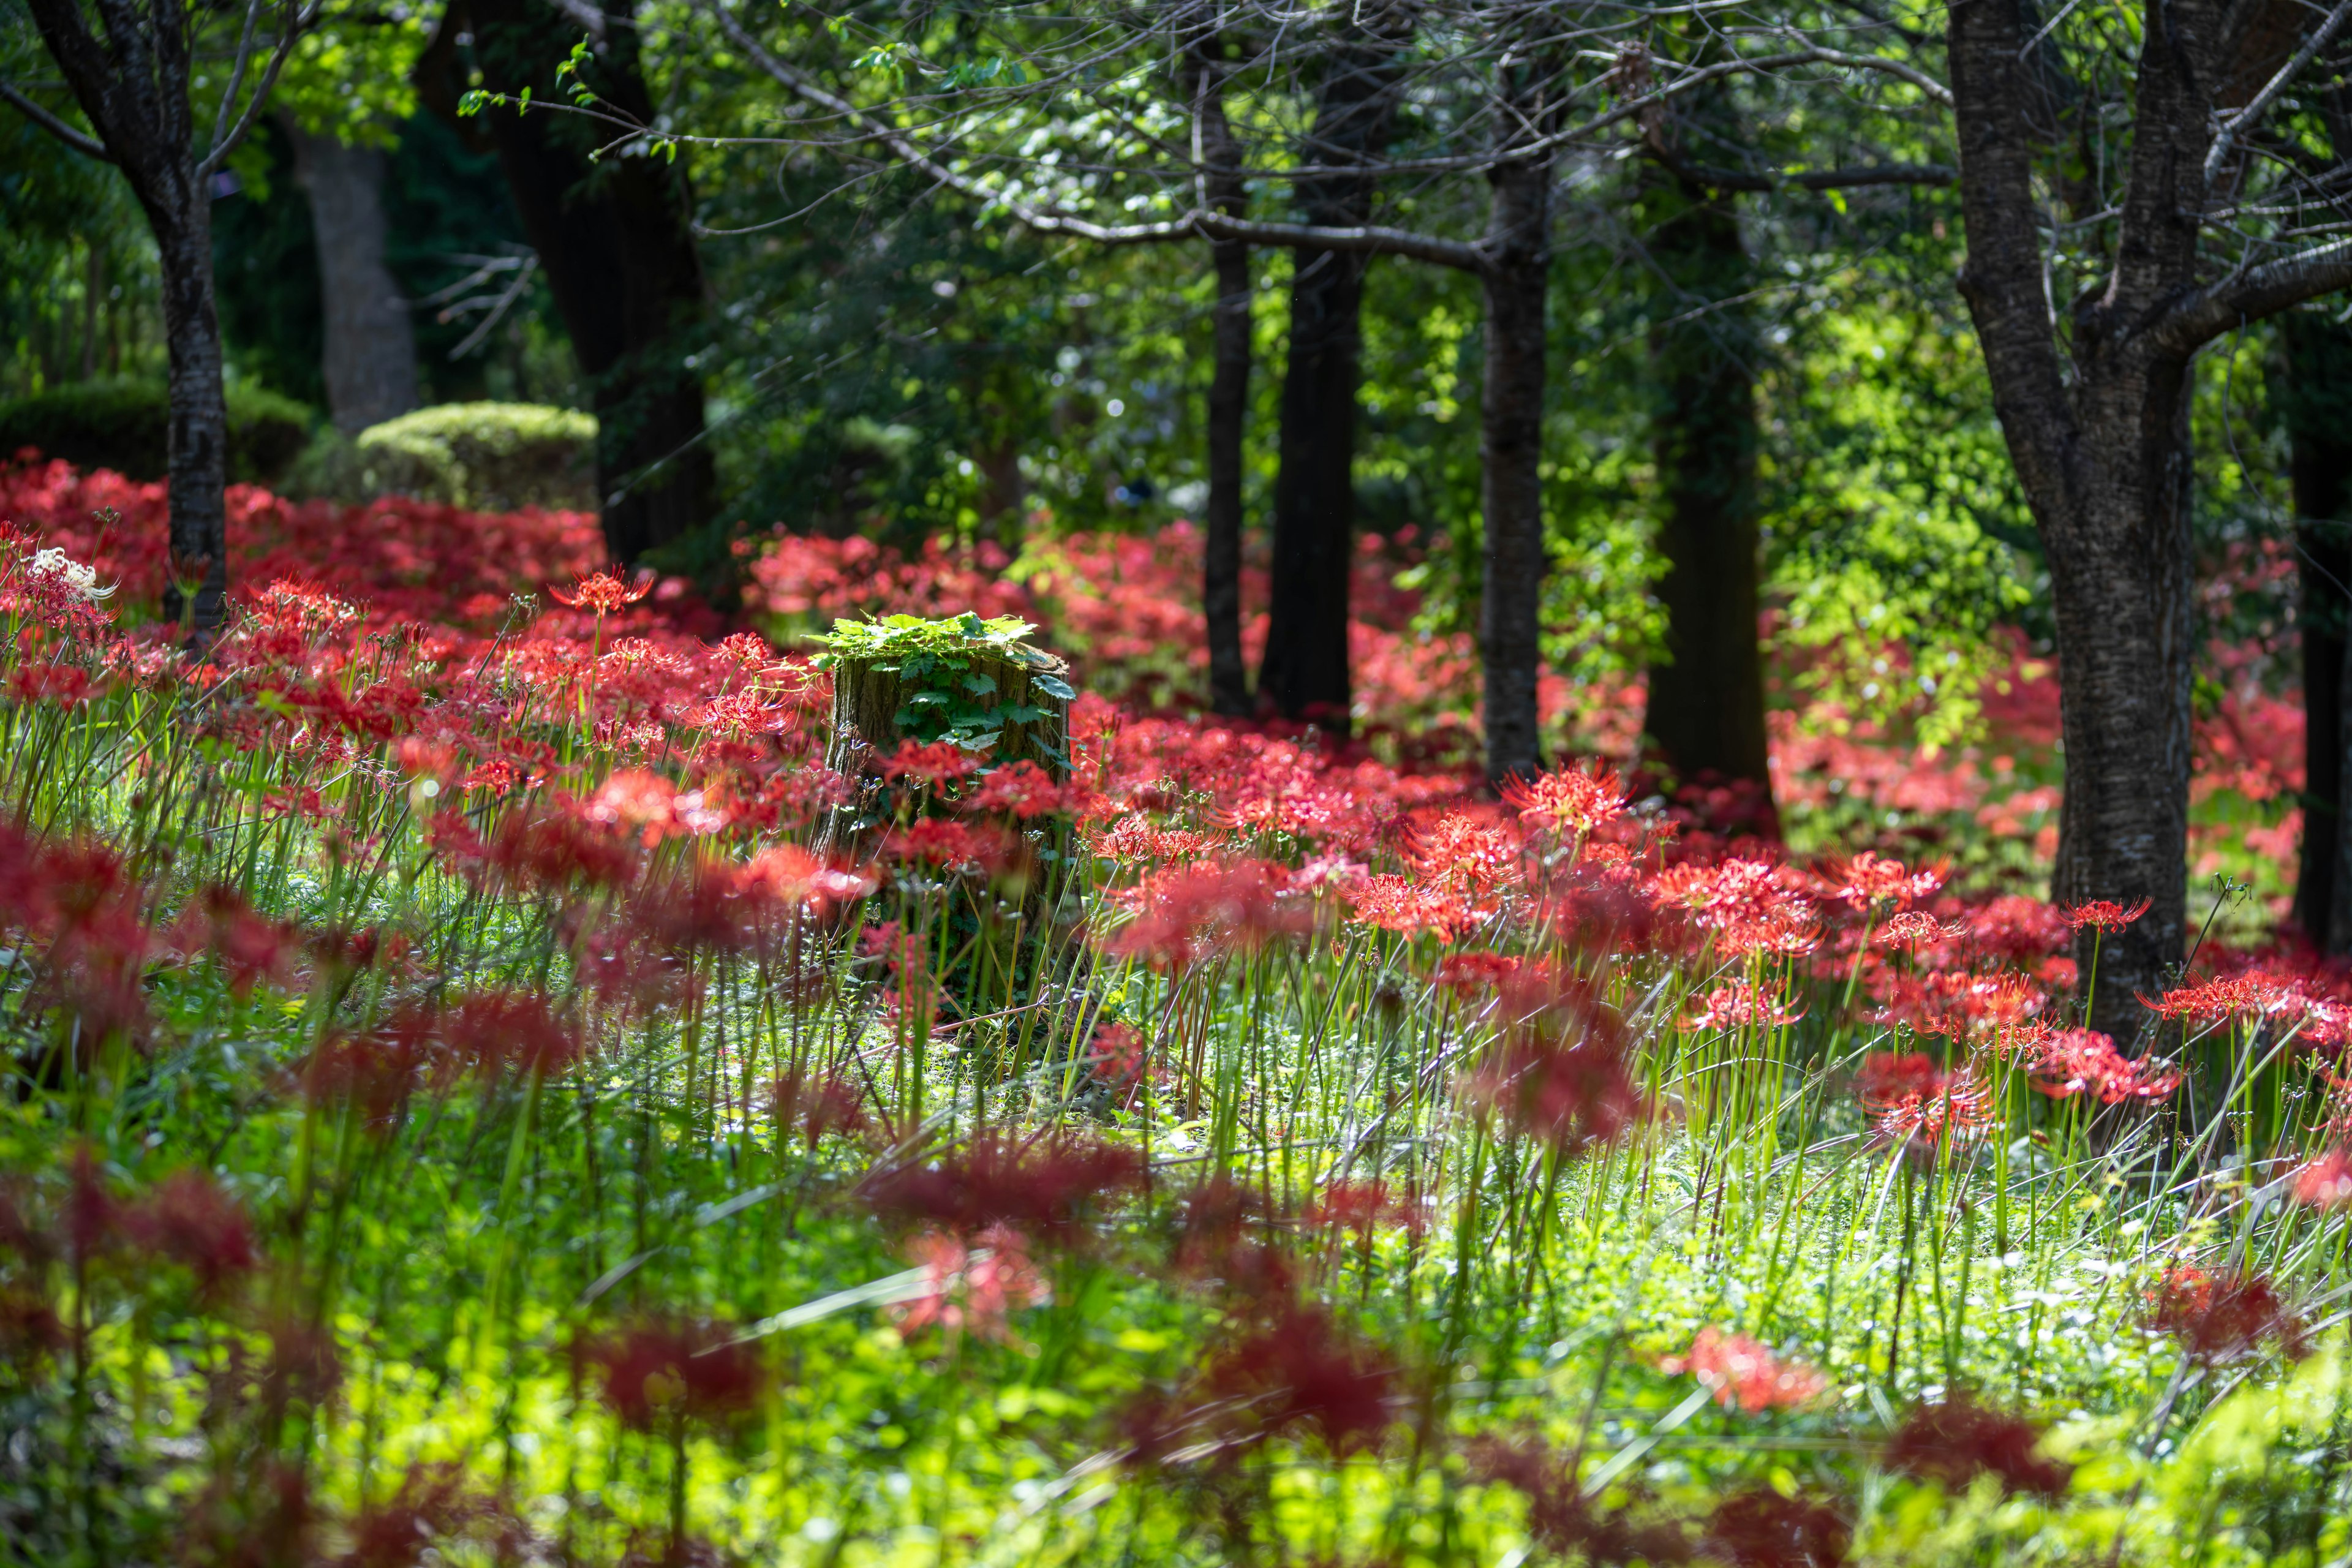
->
xmin=815 ymin=614 xmax=1083 ymax=1028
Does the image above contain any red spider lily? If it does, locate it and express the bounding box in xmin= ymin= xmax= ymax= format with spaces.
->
xmin=891 ymin=1225 xmax=1048 ymax=1343
xmin=1659 ymin=1327 xmax=1826 ymax=1413
xmin=1885 ymin=1396 xmax=2071 ymax=1496
xmin=880 ymin=739 xmax=981 ymax=788
xmin=770 ymin=1069 xmax=867 ymax=1149
xmin=1653 ymin=858 xmax=1819 ymax=954
xmin=440 ymin=991 xmax=587 ymax=1079
xmin=1500 ymin=761 xmax=1629 ymax=839
xmin=584 ymin=1318 xmax=767 ymax=1430
xmin=2146 ymin=1266 xmax=2308 ymax=1362
xmin=300 ymin=1021 xmax=448 ymax=1129
xmin=1464 ymin=1032 xmax=1646 ymax=1156
xmin=2061 ymin=896 xmax=2152 ymax=932
xmin=1823 ymin=850 xmax=1947 ymax=910
xmin=862 ymin=1133 xmax=1145 ymax=1242
xmin=0 ymin=1287 xmax=66 ymax=1366
xmin=1465 ymin=1436 xmax=1694 ymax=1565
xmin=1305 ymin=1178 xmax=1425 ymax=1239
xmin=737 ymin=843 xmax=875 ymax=914
xmin=1704 ymin=1488 xmax=1850 ymax=1568
xmin=119 ymin=1169 xmax=260 ymax=1298
xmin=467 ymin=804 xmax=638 ymax=892
xmin=1872 ymin=910 xmax=1967 ymax=949
xmin=2291 ymin=1148 xmax=2352 ymax=1208
xmin=964 ymin=760 xmax=1067 ymax=818
xmin=1961 ymin=895 xmax=2073 ymax=967
xmin=1104 ymin=858 xmax=1312 ymax=970
xmin=881 ymin=816 xmax=1012 ymax=872
xmin=1088 ymin=1021 xmax=1150 ymax=1093
xmin=340 ymin=1462 xmax=529 ymax=1568
xmin=1854 ymin=1052 xmax=1947 ymax=1108
xmin=2142 ymin=973 xmax=2285 ymax=1023
xmin=1431 ymin=950 xmax=1526 ymax=995
xmin=1685 ymin=979 xmax=1806 ymax=1031
xmin=177 ymin=886 xmax=301 ymax=996
xmin=1169 ymin=1176 xmax=1294 ymax=1302
xmin=1406 ymin=810 xmax=1522 ymax=898
xmin=1346 ymin=873 xmax=1483 ymax=941
xmin=2026 ymin=1029 xmax=2182 ymax=1105
xmin=1195 ymin=1302 xmax=1395 ymax=1455
xmin=1089 ymin=814 xmax=1218 ymax=864
xmin=549 ymin=569 xmax=654 ymax=614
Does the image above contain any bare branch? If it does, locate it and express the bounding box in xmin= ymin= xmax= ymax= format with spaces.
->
xmin=2151 ymin=237 xmax=2352 ymax=353
xmin=2204 ymin=0 xmax=2352 ymax=185
xmin=0 ymin=78 xmax=116 ymax=160
xmin=198 ymin=0 xmax=325 ymax=179
xmin=1193 ymin=211 xmax=1488 ymax=271
xmin=209 ymin=0 xmax=266 ymax=154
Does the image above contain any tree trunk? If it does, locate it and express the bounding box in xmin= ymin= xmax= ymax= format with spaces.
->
xmin=2278 ymin=315 xmax=2352 ymax=948
xmin=284 ymin=121 xmax=420 ymax=434
xmin=1478 ymin=153 xmax=1551 ymax=785
xmin=1947 ymin=0 xmax=2218 ymax=1038
xmin=21 ymin=0 xmax=233 ymax=633
xmin=1188 ymin=28 xmax=1253 ymax=718
xmin=1257 ymin=8 xmax=1408 ymax=728
xmin=155 ymin=192 xmax=232 ymax=633
xmin=1641 ymin=172 xmax=1771 ymax=805
xmin=424 ymin=0 xmax=712 ymax=564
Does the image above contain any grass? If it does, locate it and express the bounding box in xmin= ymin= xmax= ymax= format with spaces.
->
xmin=0 ymin=544 xmax=2348 ymax=1567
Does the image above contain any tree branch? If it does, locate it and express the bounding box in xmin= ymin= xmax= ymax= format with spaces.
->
xmin=706 ymin=0 xmax=1194 ymax=246
xmin=2150 ymin=238 xmax=2352 ymax=353
xmin=2206 ymin=0 xmax=2352 ymax=184
xmin=0 ymin=78 xmax=116 ymax=161
xmin=209 ymin=0 xmax=266 ymax=154
xmin=1193 ymin=211 xmax=1488 ymax=271
xmin=198 ymin=0 xmax=326 ymax=179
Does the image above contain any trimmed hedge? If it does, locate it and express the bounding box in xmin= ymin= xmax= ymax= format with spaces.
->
xmin=344 ymin=402 xmax=597 ymax=511
xmin=0 ymin=378 xmax=315 ymax=484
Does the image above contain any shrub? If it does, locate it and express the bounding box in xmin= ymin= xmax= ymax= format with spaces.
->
xmin=0 ymin=377 xmax=314 ymax=483
xmin=342 ymin=402 xmax=597 ymax=511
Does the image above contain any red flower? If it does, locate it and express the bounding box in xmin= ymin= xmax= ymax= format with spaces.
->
xmin=548 ymin=569 xmax=653 ymax=614
xmin=120 ymin=1169 xmax=260 ymax=1298
xmin=1465 ymin=1033 xmax=1645 ymax=1156
xmin=1499 ymin=762 xmax=1628 ymax=838
xmin=862 ymin=1133 xmax=1144 ymax=1242
xmin=882 ymin=816 xmax=1011 ymax=870
xmin=2146 ymin=1266 xmax=2307 ymax=1362
xmin=2291 ymin=1148 xmax=2352 ymax=1208
xmin=880 ymin=739 xmax=981 ymax=787
xmin=1346 ymin=873 xmax=1483 ymax=940
xmin=771 ymin=1069 xmax=868 ymax=1148
xmin=585 ymin=1317 xmax=767 ymax=1430
xmin=1466 ymin=1436 xmax=1694 ymax=1565
xmin=891 ymin=1224 xmax=1047 ymax=1343
xmin=2060 ymin=896 xmax=2152 ymax=932
xmin=1854 ymin=1052 xmax=1947 ymax=1109
xmin=2026 ymin=1029 xmax=2182 ymax=1105
xmin=1197 ymin=1302 xmax=1395 ymax=1455
xmin=1885 ymin=1396 xmax=2071 ymax=1496
xmin=1105 ymin=858 xmax=1313 ymax=970
xmin=1088 ymin=1021 xmax=1150 ymax=1093
xmin=1684 ymin=979 xmax=1805 ymax=1031
xmin=1659 ymin=1327 xmax=1826 ymax=1413
xmin=1704 ymin=1487 xmax=1850 ymax=1568
xmin=1823 ymin=850 xmax=1947 ymax=910
xmin=441 ymin=990 xmax=587 ymax=1079
xmin=181 ymin=886 xmax=301 ymax=996
xmin=964 ymin=759 xmax=1067 ymax=818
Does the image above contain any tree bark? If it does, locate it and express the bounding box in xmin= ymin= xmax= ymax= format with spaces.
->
xmin=1944 ymin=0 xmax=2352 ymax=1036
xmin=19 ymin=0 xmax=232 ymax=631
xmin=1257 ymin=5 xmax=1409 ymax=728
xmin=284 ymin=121 xmax=420 ymax=434
xmin=1478 ymin=151 xmax=1551 ymax=785
xmin=421 ymin=0 xmax=712 ymax=564
xmin=1641 ymin=170 xmax=1770 ymax=804
xmin=1188 ymin=27 xmax=1253 ymax=718
xmin=2279 ymin=315 xmax=2352 ymax=948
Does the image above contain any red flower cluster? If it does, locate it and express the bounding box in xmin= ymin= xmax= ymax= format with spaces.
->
xmin=1885 ymin=1396 xmax=2071 ymax=1497
xmin=584 ymin=1317 xmax=767 ymax=1430
xmin=1659 ymin=1327 xmax=1827 ymax=1414
xmin=2146 ymin=1266 xmax=2308 ymax=1362
xmin=862 ymin=1133 xmax=1145 ymax=1242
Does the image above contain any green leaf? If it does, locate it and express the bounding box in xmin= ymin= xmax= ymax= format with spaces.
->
xmin=962 ymin=673 xmax=998 ymax=696
xmin=1033 ymin=674 xmax=1076 ymax=702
